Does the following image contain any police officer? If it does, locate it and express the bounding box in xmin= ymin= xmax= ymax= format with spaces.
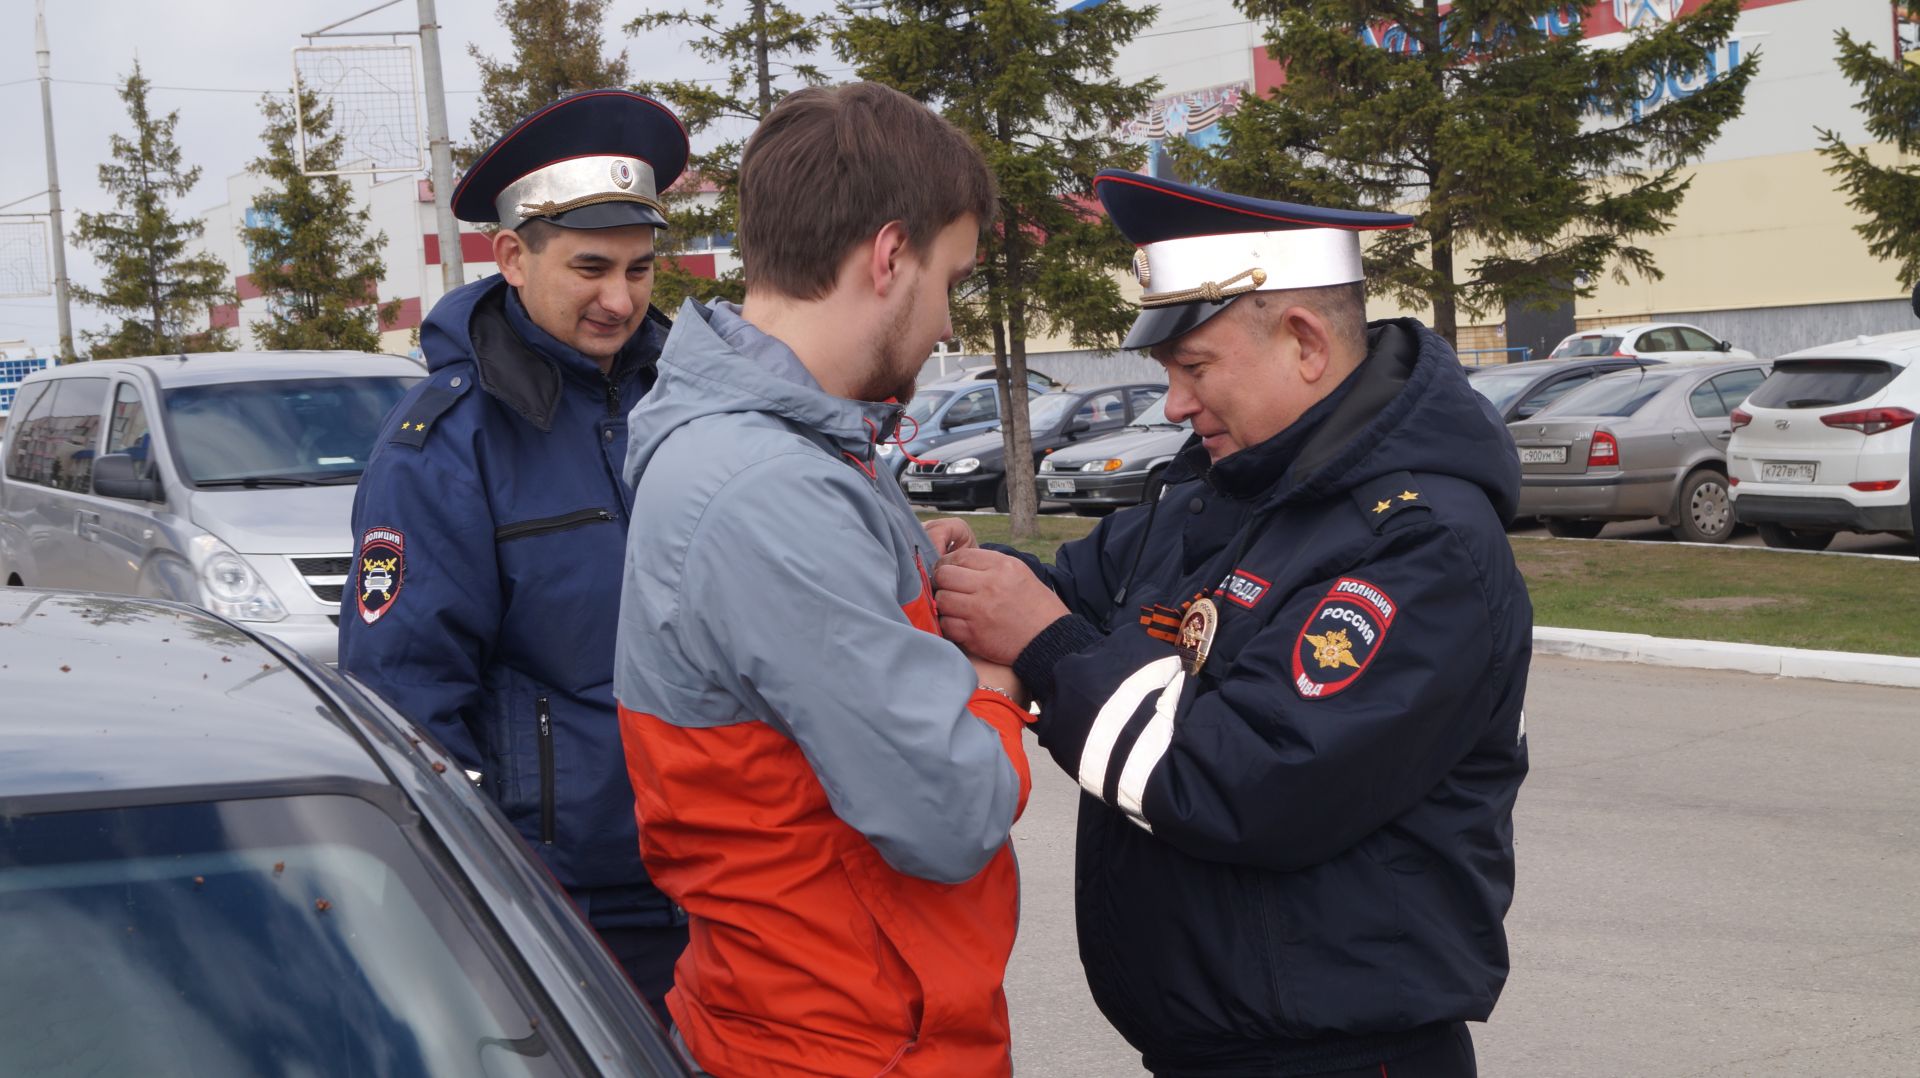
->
xmin=931 ymin=171 xmax=1532 ymax=1077
xmin=340 ymin=90 xmax=690 ymax=1018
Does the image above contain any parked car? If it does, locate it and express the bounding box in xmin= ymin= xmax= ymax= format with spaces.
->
xmin=902 ymin=381 xmax=1167 ymax=511
xmin=1467 ymin=356 xmax=1666 ymax=423
xmin=0 ymin=588 xmax=688 ymax=1076
xmin=1037 ymin=391 xmax=1189 ymax=513
xmin=878 ymin=369 xmax=1051 ymax=477
xmin=1548 ymin=322 xmax=1755 ymax=363
xmin=1727 ymin=329 xmax=1920 ymax=551
xmin=0 ymin=352 xmax=423 ymax=662
xmin=1509 ymin=359 xmax=1770 ymax=542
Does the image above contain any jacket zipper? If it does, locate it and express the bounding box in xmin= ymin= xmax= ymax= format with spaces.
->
xmin=536 ymin=696 xmax=556 ymax=845
xmin=605 ymin=374 xmax=620 ymax=417
xmin=494 ymin=507 xmax=616 ymax=543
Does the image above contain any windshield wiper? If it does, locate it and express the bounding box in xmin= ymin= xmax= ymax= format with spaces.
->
xmin=196 ymin=476 xmax=330 ymax=488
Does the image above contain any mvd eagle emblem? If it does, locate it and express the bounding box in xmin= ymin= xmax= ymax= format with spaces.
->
xmin=1176 ymin=597 xmax=1219 ymax=676
xmin=1292 ymin=577 xmax=1396 ymax=699
xmin=356 ymin=526 xmax=406 ymax=625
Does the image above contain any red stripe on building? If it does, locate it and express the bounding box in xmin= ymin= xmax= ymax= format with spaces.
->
xmin=234 ymin=274 xmax=264 ymax=301
xmin=424 ymin=232 xmax=498 ymax=266
xmin=209 ymin=303 xmax=239 ymax=330
xmin=663 ymin=252 xmax=717 ymax=280
xmin=380 ymin=297 xmax=424 ymax=332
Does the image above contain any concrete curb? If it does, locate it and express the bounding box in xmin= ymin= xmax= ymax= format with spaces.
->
xmin=1535 ymin=626 xmax=1920 ymax=690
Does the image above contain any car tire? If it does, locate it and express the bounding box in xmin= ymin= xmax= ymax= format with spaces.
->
xmin=992 ymin=478 xmax=1010 ymax=514
xmin=1544 ymin=518 xmax=1606 ymax=539
xmin=1757 ymin=523 xmax=1835 ymax=551
xmin=1141 ymin=467 xmax=1167 ymax=506
xmin=1670 ymin=468 xmax=1735 ymax=544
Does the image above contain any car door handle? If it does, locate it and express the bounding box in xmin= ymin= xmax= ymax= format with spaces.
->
xmin=75 ymin=510 xmax=102 ymax=542
xmin=1715 ymin=430 xmax=1731 ymax=440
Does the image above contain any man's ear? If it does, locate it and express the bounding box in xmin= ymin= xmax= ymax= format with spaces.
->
xmin=494 ymin=229 xmax=529 ymax=288
xmin=1284 ymin=305 xmax=1338 ymax=385
xmin=866 ymin=220 xmax=912 ymax=298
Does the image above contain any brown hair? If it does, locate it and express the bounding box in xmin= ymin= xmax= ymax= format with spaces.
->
xmin=738 ymin=82 xmax=997 ymax=300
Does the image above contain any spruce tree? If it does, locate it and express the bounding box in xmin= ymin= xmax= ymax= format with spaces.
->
xmin=1177 ymin=0 xmax=1756 ymax=346
xmin=244 ymin=91 xmax=399 ymax=352
xmin=838 ymin=0 xmax=1158 ymax=538
xmin=627 ymin=0 xmax=833 ymax=312
xmin=72 ymin=62 xmax=233 ymax=358
xmin=1819 ymin=1 xmax=1920 ymax=289
xmin=464 ymin=0 xmax=631 ymax=167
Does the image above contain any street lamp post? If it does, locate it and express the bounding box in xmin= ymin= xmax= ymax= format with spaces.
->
xmin=35 ymin=0 xmax=73 ymax=361
xmin=417 ymin=0 xmax=463 ymax=292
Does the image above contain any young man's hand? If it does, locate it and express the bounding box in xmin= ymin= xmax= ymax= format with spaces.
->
xmin=922 ymin=517 xmax=978 ymax=559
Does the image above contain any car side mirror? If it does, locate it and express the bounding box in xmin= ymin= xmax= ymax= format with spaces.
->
xmin=940 ymin=413 xmax=970 ymax=430
xmin=1513 ymin=405 xmax=1538 ymax=421
xmin=92 ymin=452 xmax=163 ymax=502
xmin=1717 ymin=340 xmax=1733 ymax=352
xmin=1067 ymin=419 xmax=1092 ymax=437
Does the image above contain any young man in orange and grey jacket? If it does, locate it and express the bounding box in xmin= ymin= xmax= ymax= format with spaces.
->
xmin=610 ymin=82 xmax=1032 ymax=1077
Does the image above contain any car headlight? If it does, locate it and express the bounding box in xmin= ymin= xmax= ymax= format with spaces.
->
xmin=1039 ymin=459 xmax=1056 ymax=473
xmin=948 ymin=457 xmax=982 ymax=475
xmin=876 ymin=442 xmax=895 ymax=457
xmin=190 ymin=535 xmax=287 ymax=623
xmin=1081 ymin=459 xmax=1125 ymax=473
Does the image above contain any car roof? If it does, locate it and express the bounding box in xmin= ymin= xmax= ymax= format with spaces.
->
xmin=1776 ymin=327 xmax=1920 ymax=365
xmin=1473 ymin=356 xmax=1652 ymax=376
xmin=1567 ymin=322 xmax=1707 ymax=337
xmin=0 ymin=590 xmax=390 ymax=807
xmin=1052 ymin=381 xmax=1165 ymax=396
xmin=21 ymin=351 xmax=425 ymax=390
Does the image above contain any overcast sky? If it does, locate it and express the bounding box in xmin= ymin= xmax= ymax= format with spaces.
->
xmin=0 ymin=0 xmax=842 ymax=354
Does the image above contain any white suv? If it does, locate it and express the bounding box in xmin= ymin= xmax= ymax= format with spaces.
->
xmin=1549 ymin=322 xmax=1755 ymax=363
xmin=1727 ymin=329 xmax=1920 ymax=552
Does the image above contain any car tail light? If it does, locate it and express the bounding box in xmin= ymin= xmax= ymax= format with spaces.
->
xmin=1730 ymin=408 xmax=1752 ymax=431
xmin=1729 ymin=476 xmax=1739 ymax=486
xmin=1850 ymin=480 xmax=1902 ymax=492
xmin=1587 ymin=430 xmax=1619 ymax=467
xmin=1820 ymin=407 xmax=1916 ymax=435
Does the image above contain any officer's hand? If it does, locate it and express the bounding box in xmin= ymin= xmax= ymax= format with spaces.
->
xmin=922 ymin=517 xmax=978 ymax=559
xmin=934 ymin=548 xmax=1069 ymax=666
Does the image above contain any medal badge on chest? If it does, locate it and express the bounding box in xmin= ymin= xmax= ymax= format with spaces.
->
xmin=1176 ymin=597 xmax=1220 ymax=676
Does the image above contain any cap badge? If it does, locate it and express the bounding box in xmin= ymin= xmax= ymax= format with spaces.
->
xmin=612 ymin=160 xmax=634 ymax=190
xmin=1132 ymin=248 xmax=1151 ymax=288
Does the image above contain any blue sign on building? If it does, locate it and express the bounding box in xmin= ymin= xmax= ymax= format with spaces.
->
xmin=1 ymin=356 xmax=52 ymax=417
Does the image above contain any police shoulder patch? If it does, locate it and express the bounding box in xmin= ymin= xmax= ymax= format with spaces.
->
xmin=389 ymin=372 xmax=472 ymax=448
xmin=1292 ymin=576 xmax=1396 ymax=700
xmin=356 ymin=526 xmax=406 ymax=625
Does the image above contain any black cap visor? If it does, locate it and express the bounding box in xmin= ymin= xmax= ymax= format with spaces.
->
xmin=529 ymin=200 xmax=669 ymax=231
xmin=1123 ymin=297 xmax=1237 ymax=351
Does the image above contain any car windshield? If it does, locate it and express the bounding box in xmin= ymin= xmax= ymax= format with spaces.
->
xmin=0 ymin=795 xmax=571 ymax=1077
xmin=1469 ymin=371 xmax=1546 ymax=413
xmin=1026 ymin=393 xmax=1084 ymax=431
xmin=1550 ymin=335 xmax=1622 ymax=359
xmin=1535 ymin=370 xmax=1680 ymax=418
xmin=903 ymin=389 xmax=951 ymax=426
xmin=1745 ymin=360 xmax=1903 ymax=409
xmin=164 ymin=377 xmax=418 ymax=487
xmin=1127 ymin=394 xmax=1185 ymax=428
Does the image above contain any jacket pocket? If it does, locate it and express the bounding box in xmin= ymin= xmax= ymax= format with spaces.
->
xmin=536 ymin=695 xmax=556 ymax=845
xmin=836 ymin=846 xmax=925 ymax=1059
xmin=495 ymin=507 xmax=616 ymax=543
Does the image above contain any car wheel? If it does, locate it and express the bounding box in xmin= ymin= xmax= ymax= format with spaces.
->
xmin=1140 ymin=467 xmax=1167 ymax=505
xmin=1757 ymin=523 xmax=1835 ymax=551
xmin=1544 ymin=518 xmax=1606 ymax=539
xmin=992 ymin=478 xmax=1010 ymax=514
xmin=1670 ymin=468 xmax=1735 ymax=543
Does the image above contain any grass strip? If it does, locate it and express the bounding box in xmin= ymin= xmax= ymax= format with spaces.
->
xmin=921 ymin=513 xmax=1920 ymax=658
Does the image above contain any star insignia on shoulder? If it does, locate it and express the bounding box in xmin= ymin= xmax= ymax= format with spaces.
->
xmin=1372 ymin=499 xmax=1392 ymax=514
xmin=1398 ymin=490 xmax=1420 ymax=502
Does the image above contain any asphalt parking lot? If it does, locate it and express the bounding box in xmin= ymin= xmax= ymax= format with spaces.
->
xmin=1005 ymin=655 xmax=1920 ymax=1077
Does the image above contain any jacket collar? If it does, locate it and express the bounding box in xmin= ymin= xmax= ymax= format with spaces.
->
xmin=466 ymin=282 xmax=666 ymax=431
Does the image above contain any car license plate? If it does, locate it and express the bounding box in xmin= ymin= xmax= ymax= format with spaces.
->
xmin=1046 ymin=479 xmax=1076 ymax=494
xmin=1760 ymin=461 xmax=1817 ymax=483
xmin=906 ymin=479 xmax=933 ymax=493
xmin=1518 ymin=447 xmax=1567 ymax=465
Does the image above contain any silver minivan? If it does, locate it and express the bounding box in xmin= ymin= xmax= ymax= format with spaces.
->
xmin=0 ymin=352 xmax=423 ymax=661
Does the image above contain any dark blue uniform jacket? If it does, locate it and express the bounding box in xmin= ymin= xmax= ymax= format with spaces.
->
xmin=341 ymin=275 xmax=677 ymax=927
xmin=1008 ymin=320 xmax=1531 ymax=1075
